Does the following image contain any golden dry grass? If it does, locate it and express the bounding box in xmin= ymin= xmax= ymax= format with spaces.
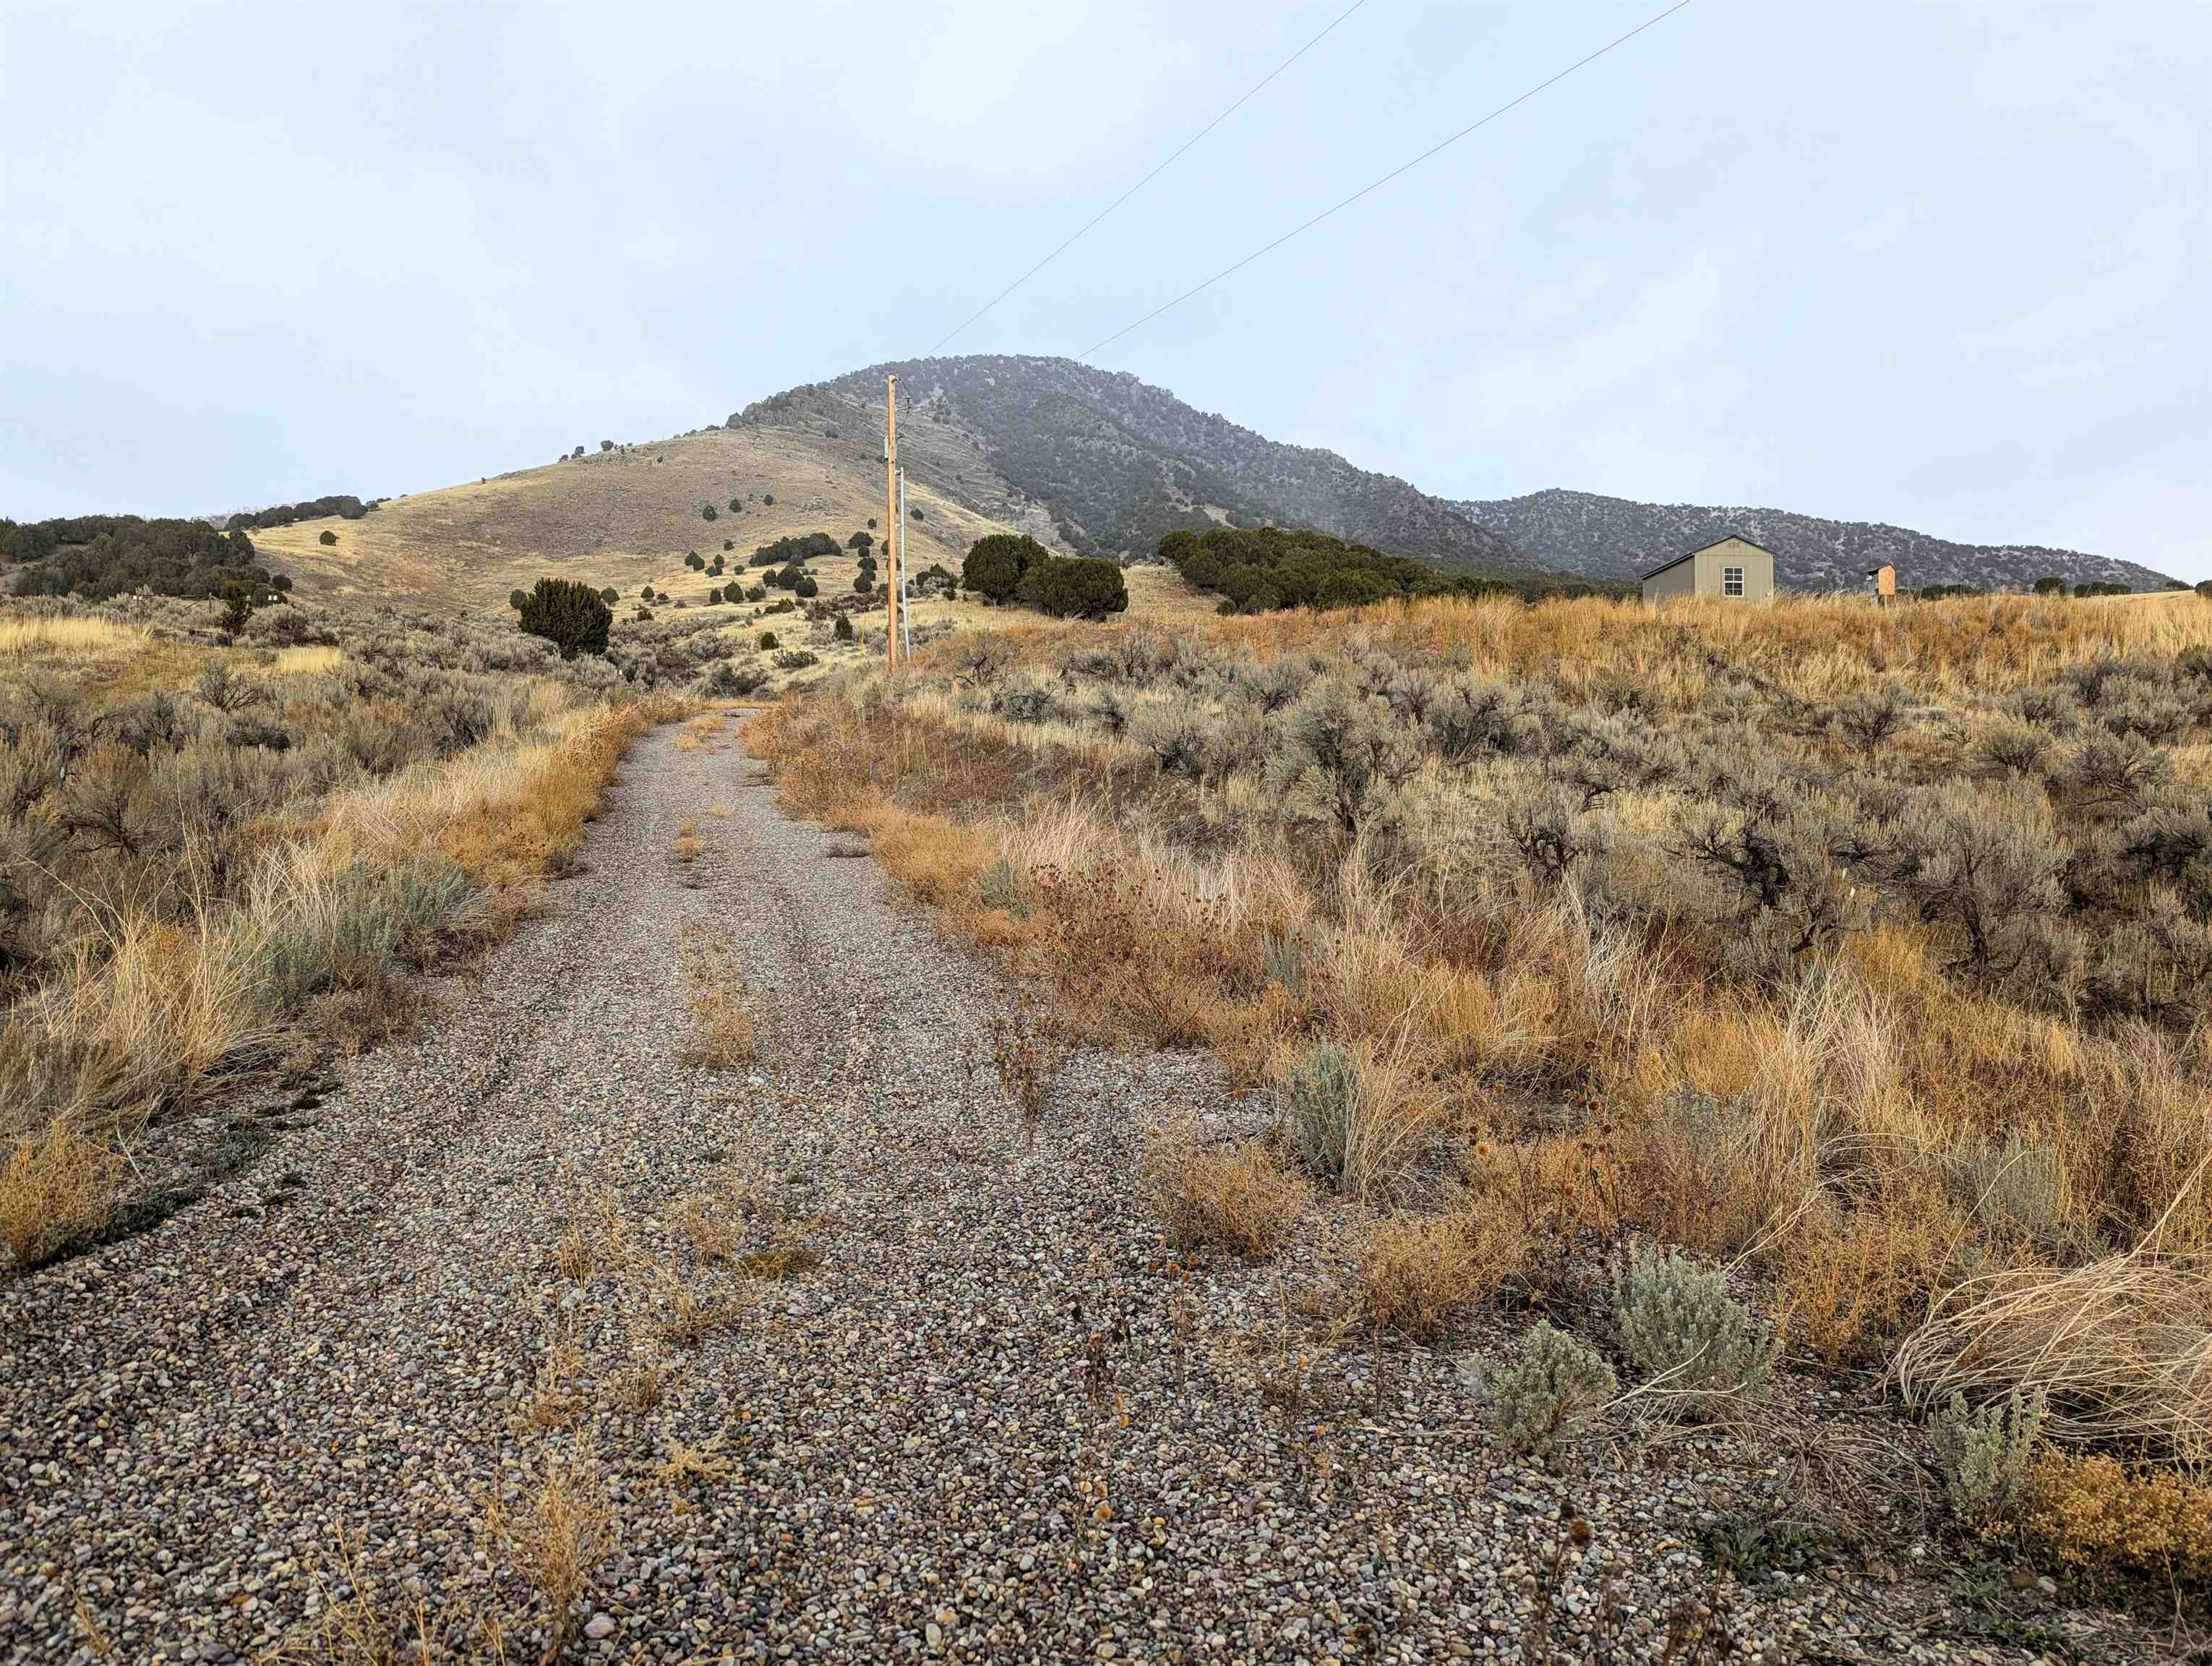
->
xmin=1895 ymin=1248 xmax=2212 ymax=1468
xmin=2022 ymin=1451 xmax=2212 ymax=1579
xmin=265 ymin=644 xmax=345 ymax=678
xmin=1141 ymin=1126 xmax=1307 ymax=1262
xmin=750 ymin=589 xmax=2212 ymax=1483
xmin=675 ymin=926 xmax=758 ymax=1071
xmin=0 ymin=615 xmax=147 ymax=656
xmin=0 ymin=1116 xmax=119 ymax=1268
xmin=246 ymin=424 xmax=1035 ymax=612
xmin=1348 ymin=1208 xmax=1528 ymax=1339
xmin=483 ymin=1443 xmax=612 ymax=1659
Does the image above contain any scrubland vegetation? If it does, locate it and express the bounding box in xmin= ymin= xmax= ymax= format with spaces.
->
xmin=0 ymin=592 xmax=682 ymax=1271
xmin=752 ymin=588 xmax=2212 ymax=1589
xmin=4 ymin=513 xmax=291 ymax=605
xmin=1160 ymin=522 xmax=1623 ymax=612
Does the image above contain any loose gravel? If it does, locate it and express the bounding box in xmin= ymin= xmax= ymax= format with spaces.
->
xmin=0 ymin=722 xmax=2160 ymax=1664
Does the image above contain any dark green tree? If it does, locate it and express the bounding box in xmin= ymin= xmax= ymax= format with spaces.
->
xmin=846 ymin=531 xmax=873 ymax=553
xmin=1020 ymin=554 xmax=1128 ymax=620
xmin=599 ymin=586 xmax=619 ymax=604
xmin=318 ymin=529 xmax=337 ymax=546
xmin=2033 ymin=576 xmax=2065 ymax=594
xmin=518 ymin=576 xmax=613 ymax=659
xmin=510 ymin=589 xmax=528 ymax=610
xmin=794 ymin=576 xmax=819 ymax=598
xmin=685 ymin=551 xmax=706 ymax=571
xmin=701 ymin=504 xmax=719 ymax=522
xmin=962 ymin=533 xmax=1045 ymax=603
xmin=219 ymin=581 xmax=253 ymax=633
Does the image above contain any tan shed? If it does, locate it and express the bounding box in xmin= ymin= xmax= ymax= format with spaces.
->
xmin=1640 ymin=535 xmax=1777 ymax=604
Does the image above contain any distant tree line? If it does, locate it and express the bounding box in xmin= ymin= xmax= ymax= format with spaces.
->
xmin=1157 ymin=525 xmax=1584 ymax=614
xmin=1 ymin=514 xmax=291 ymax=604
xmin=225 ymin=495 xmax=377 ymax=531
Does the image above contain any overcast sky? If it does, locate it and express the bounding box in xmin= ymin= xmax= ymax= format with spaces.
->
xmin=3 ymin=2 xmax=2206 ymax=578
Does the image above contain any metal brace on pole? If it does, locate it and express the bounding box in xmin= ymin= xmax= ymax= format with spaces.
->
xmin=884 ymin=375 xmax=899 ymax=667
xmin=897 ymin=469 xmax=912 ymax=660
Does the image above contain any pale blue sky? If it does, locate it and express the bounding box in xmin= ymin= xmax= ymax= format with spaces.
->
xmin=3 ymin=2 xmax=2206 ymax=577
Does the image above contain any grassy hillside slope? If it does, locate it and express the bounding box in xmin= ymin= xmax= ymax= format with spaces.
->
xmin=247 ymin=424 xmax=1033 ymax=613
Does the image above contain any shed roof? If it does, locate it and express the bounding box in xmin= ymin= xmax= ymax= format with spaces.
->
xmin=1638 ymin=534 xmax=1780 ymax=584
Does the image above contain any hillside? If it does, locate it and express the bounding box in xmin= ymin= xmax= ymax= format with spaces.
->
xmin=1451 ymin=486 xmax=2174 ymax=593
xmin=786 ymin=356 xmax=1542 ymax=578
xmin=239 ymin=423 xmax=1043 ymax=614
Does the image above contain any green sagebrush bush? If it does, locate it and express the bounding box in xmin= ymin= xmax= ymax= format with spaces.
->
xmin=1613 ymin=1242 xmax=1777 ymax=1409
xmin=258 ymin=858 xmax=478 ymax=1009
xmin=1481 ymin=1322 xmax=1616 ymax=1461
xmin=1285 ymin=1041 xmax=1355 ymax=1182
xmin=1929 ymin=1387 xmax=2046 ymax=1534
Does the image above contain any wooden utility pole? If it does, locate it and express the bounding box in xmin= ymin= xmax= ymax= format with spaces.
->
xmin=883 ymin=375 xmax=900 ymax=667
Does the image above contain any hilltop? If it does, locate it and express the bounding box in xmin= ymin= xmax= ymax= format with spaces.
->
xmin=238 ymin=422 xmax=1037 ymax=613
xmin=1452 ymin=486 xmax=2174 ymax=593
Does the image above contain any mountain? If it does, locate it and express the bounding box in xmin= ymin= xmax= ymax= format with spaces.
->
xmin=1447 ymin=487 xmax=2173 ymax=594
xmin=766 ymin=356 xmax=1553 ymax=582
xmin=230 ymin=355 xmax=2168 ymax=612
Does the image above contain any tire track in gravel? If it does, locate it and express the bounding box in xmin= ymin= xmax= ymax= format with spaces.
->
xmin=0 ymin=717 xmax=2039 ymax=1665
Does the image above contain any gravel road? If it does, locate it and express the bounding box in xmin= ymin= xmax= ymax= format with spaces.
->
xmin=0 ymin=721 xmax=2143 ymax=1664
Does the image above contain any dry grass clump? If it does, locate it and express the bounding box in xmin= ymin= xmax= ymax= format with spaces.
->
xmin=676 ymin=926 xmax=758 ymax=1070
xmin=1141 ymin=1124 xmax=1307 ymax=1262
xmin=651 ymin=1435 xmax=734 ymax=1496
xmin=0 ymin=614 xmax=147 ymax=656
xmin=988 ymin=1004 xmax=1071 ymax=1145
xmin=650 ymin=1276 xmax=745 ymax=1347
xmin=1349 ymin=1207 xmax=1527 ymax=1339
xmin=483 ymin=1443 xmax=613 ymax=1662
xmin=271 ymin=1530 xmax=510 ymax=1665
xmin=1895 ymin=1250 xmax=2212 ymax=1466
xmin=519 ymin=1317 xmax=586 ymax=1431
xmin=2020 ymin=1451 xmax=2212 ymax=1581
xmin=666 ymin=1161 xmax=772 ymax=1265
xmin=671 ymin=713 xmax=726 ymax=753
xmin=0 ymin=1117 xmax=121 ymax=1270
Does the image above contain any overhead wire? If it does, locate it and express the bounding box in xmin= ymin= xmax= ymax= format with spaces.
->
xmin=925 ymin=1 xmax=1368 ymax=355
xmin=1080 ymin=0 xmax=1693 ymax=358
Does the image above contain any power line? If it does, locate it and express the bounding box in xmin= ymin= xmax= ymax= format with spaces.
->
xmin=927 ymin=1 xmax=1368 ymax=356
xmin=1081 ymin=0 xmax=1692 ymax=359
